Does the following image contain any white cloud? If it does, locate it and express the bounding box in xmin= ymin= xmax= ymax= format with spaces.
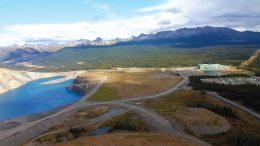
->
xmin=139 ymin=2 xmax=176 ymax=12
xmin=139 ymin=0 xmax=260 ymax=30
xmin=0 ymin=34 xmax=25 ymax=46
xmin=93 ymin=3 xmax=110 ymax=10
xmin=82 ymin=0 xmax=110 ymax=10
xmin=0 ymin=12 xmax=187 ymax=46
xmin=0 ymin=0 xmax=259 ymax=46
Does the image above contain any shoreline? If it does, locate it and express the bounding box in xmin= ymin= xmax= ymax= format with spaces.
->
xmin=0 ymin=67 xmax=86 ymax=94
xmin=41 ymin=71 xmax=80 ymax=85
xmin=0 ymin=73 xmax=108 ymax=146
xmin=0 ymin=70 xmax=89 ymax=124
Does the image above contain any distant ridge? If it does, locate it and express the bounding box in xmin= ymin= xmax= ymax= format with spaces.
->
xmin=1 ymin=26 xmax=260 ymax=63
xmin=118 ymin=26 xmax=260 ymax=46
xmin=0 ymin=38 xmax=130 ymax=62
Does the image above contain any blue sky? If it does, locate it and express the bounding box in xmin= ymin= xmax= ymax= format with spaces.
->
xmin=0 ymin=0 xmax=259 ymax=45
xmin=0 ymin=0 xmax=163 ymax=27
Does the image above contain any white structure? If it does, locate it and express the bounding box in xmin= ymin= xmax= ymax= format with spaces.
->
xmin=197 ymin=64 xmax=223 ymax=70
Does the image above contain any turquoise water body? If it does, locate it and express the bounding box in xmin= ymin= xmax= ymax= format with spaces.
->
xmin=89 ymin=127 xmax=111 ymax=136
xmin=89 ymin=109 xmax=121 ymax=136
xmin=0 ymin=76 xmax=81 ymax=121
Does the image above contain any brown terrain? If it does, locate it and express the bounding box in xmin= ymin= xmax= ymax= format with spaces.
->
xmin=1 ymin=68 xmax=258 ymax=146
xmin=142 ymin=89 xmax=231 ymax=136
xmin=55 ymin=133 xmax=198 ymax=146
xmin=173 ymin=107 xmax=230 ymax=136
xmin=98 ymin=69 xmax=183 ymax=98
xmin=240 ymin=49 xmax=260 ymax=68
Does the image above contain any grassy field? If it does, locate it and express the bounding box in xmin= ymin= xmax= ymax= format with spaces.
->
xmin=88 ymin=69 xmax=183 ymax=101
xmin=54 ymin=133 xmax=198 ymax=146
xmin=88 ymin=85 xmax=120 ymax=101
xmin=79 ymin=70 xmax=107 ymax=83
xmin=142 ymin=89 xmax=260 ymax=146
xmin=34 ymin=110 xmax=149 ymax=145
xmin=102 ymin=111 xmax=148 ymax=132
xmin=46 ymin=106 xmax=111 ymax=131
xmin=143 ymin=89 xmax=231 ymax=136
xmin=34 ymin=106 xmax=116 ymax=144
xmin=28 ymin=45 xmax=260 ymax=71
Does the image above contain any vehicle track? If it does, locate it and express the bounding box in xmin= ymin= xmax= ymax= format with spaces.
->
xmin=0 ymin=73 xmax=211 ymax=146
xmin=208 ymin=92 xmax=260 ymax=120
xmin=240 ymin=49 xmax=260 ymax=68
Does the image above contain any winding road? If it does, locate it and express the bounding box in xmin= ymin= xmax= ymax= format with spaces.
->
xmin=25 ymin=108 xmax=128 ymax=146
xmin=113 ymin=102 xmax=211 ymax=146
xmin=0 ymin=73 xmax=108 ymax=145
xmin=0 ymin=73 xmax=209 ymax=146
xmin=1 ymin=71 xmax=259 ymax=146
xmin=208 ymin=92 xmax=260 ymax=120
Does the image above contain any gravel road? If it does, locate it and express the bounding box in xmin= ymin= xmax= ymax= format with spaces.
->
xmin=0 ymin=73 xmax=212 ymax=146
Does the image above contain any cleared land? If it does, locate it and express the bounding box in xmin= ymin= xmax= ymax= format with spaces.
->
xmin=240 ymin=49 xmax=260 ymax=68
xmin=141 ymin=89 xmax=260 ymax=146
xmin=46 ymin=106 xmax=112 ymax=130
xmin=248 ymin=50 xmax=260 ymax=76
xmin=173 ymin=107 xmax=230 ymax=136
xmin=30 ymin=106 xmax=122 ymax=145
xmin=3 ymin=67 xmax=259 ymax=146
xmin=14 ymin=62 xmax=47 ymax=70
xmin=29 ymin=109 xmax=148 ymax=145
xmin=88 ymin=86 xmax=120 ymax=101
xmin=78 ymin=70 xmax=107 ymax=83
xmin=54 ymin=133 xmax=198 ymax=146
xmin=142 ymin=90 xmax=231 ymax=136
xmin=32 ymin=107 xmax=199 ymax=146
xmin=88 ymin=69 xmax=183 ymax=101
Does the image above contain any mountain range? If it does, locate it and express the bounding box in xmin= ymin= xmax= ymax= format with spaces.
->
xmin=127 ymin=26 xmax=260 ymax=46
xmin=0 ymin=37 xmax=130 ymax=63
xmin=1 ymin=26 xmax=260 ymax=63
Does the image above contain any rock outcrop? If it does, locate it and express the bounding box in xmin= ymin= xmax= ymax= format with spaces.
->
xmin=67 ymin=76 xmax=89 ymax=95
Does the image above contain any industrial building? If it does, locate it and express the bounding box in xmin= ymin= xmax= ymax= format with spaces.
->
xmin=197 ymin=64 xmax=224 ymax=75
xmin=197 ymin=64 xmax=223 ymax=70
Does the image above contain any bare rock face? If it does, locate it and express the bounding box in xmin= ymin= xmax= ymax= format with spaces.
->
xmin=67 ymin=76 xmax=88 ymax=95
xmin=0 ymin=67 xmax=56 ymax=94
xmin=73 ymin=76 xmax=88 ymax=84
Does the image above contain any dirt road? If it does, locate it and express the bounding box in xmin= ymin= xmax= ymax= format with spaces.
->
xmin=209 ymin=92 xmax=260 ymax=120
xmin=0 ymin=73 xmax=211 ymax=146
xmin=240 ymin=49 xmax=260 ymax=68
xmin=114 ymin=102 xmax=211 ymax=146
xmin=0 ymin=73 xmax=108 ymax=145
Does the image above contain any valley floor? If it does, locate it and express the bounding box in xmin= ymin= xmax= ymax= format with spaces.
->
xmin=0 ymin=67 xmax=259 ymax=146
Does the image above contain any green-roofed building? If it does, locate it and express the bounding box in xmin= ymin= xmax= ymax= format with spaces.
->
xmin=197 ymin=64 xmax=223 ymax=75
xmin=197 ymin=64 xmax=223 ymax=70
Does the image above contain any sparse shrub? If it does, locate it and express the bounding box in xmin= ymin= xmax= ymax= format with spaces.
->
xmin=69 ymin=127 xmax=86 ymax=138
xmin=255 ymin=72 xmax=260 ymax=77
xmin=200 ymin=90 xmax=206 ymax=94
xmin=103 ymin=112 xmax=147 ymax=132
xmin=188 ymin=102 xmax=239 ymax=118
xmin=55 ymin=134 xmax=63 ymax=143
xmin=189 ymin=75 xmax=260 ymax=112
xmin=227 ymin=132 xmax=260 ymax=146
